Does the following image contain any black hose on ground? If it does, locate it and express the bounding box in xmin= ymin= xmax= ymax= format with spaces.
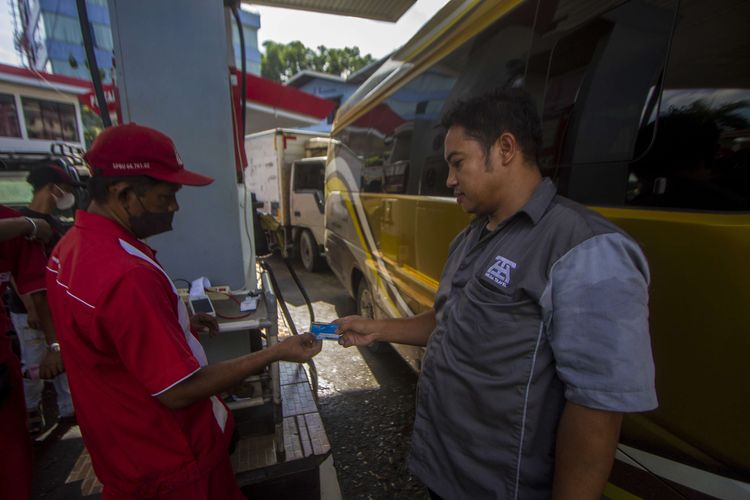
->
xmin=259 ymin=259 xmax=319 ymax=401
xmin=261 ymin=259 xmax=298 ymax=336
xmin=282 ymin=257 xmax=316 ymax=324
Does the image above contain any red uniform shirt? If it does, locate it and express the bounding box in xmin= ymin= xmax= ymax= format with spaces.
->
xmin=0 ymin=205 xmax=47 ymax=500
xmin=46 ymin=210 xmax=235 ymax=498
xmin=0 ymin=205 xmax=47 ymax=337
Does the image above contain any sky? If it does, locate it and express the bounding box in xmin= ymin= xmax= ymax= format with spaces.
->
xmin=248 ymin=1 xmax=448 ymax=59
xmin=0 ymin=0 xmax=449 ymax=67
xmin=0 ymin=2 xmax=19 ymax=65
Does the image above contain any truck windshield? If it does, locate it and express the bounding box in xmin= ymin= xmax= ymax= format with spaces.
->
xmin=294 ymin=162 xmax=324 ymax=191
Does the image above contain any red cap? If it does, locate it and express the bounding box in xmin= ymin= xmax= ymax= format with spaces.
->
xmin=84 ymin=123 xmax=213 ymax=186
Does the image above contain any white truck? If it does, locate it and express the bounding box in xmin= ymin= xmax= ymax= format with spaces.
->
xmin=244 ymin=128 xmax=330 ymax=271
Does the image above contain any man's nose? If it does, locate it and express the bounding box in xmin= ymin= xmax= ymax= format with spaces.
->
xmin=446 ymin=169 xmax=457 ymax=188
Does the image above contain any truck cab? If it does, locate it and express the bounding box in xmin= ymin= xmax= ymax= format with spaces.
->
xmin=245 ymin=129 xmax=331 ymax=272
xmin=290 ymin=156 xmax=326 ymax=271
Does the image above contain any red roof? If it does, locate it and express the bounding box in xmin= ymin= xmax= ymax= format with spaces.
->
xmin=0 ymin=63 xmax=335 ymax=121
xmin=0 ymin=62 xmax=93 ymax=91
xmin=237 ymin=69 xmax=336 ymax=119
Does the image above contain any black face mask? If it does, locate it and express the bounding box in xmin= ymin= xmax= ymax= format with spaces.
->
xmin=126 ymin=195 xmax=174 ymax=239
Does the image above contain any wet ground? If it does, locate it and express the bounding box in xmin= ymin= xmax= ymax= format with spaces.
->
xmin=266 ymin=256 xmax=430 ymax=500
xmin=29 ymin=256 xmax=429 ymax=499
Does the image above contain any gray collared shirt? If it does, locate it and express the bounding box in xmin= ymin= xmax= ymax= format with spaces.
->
xmin=408 ymin=178 xmax=657 ymax=500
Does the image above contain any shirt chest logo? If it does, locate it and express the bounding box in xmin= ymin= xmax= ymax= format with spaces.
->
xmin=485 ymin=256 xmax=517 ymax=288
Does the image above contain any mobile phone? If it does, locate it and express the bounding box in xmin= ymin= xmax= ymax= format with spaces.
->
xmin=189 ymin=295 xmax=216 ymax=317
xmin=311 ymin=321 xmax=339 ymax=340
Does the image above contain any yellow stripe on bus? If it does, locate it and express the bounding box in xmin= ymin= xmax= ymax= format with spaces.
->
xmin=333 ymin=186 xmax=406 ymax=317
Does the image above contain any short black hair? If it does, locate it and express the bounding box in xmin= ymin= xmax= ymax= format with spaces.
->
xmin=87 ymin=175 xmax=160 ymax=204
xmin=27 ymin=164 xmax=82 ymax=193
xmin=441 ymin=88 xmax=543 ymax=165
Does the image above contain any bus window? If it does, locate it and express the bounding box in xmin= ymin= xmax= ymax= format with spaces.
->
xmin=335 ymin=1 xmax=540 ymax=198
xmin=628 ymin=0 xmax=750 ymax=211
xmin=383 ymin=123 xmax=412 ymax=193
xmin=528 ymin=0 xmax=676 ymax=205
xmin=413 ymin=0 xmax=539 ymax=197
xmin=337 ymin=60 xmax=400 ymax=119
xmin=347 ymin=67 xmax=458 ymax=196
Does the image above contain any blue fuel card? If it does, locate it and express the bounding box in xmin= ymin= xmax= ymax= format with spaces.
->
xmin=311 ymin=322 xmax=339 ymax=340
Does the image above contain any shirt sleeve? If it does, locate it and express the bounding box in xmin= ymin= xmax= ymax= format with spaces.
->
xmin=545 ymin=232 xmax=658 ymax=412
xmin=12 ymin=238 xmax=47 ymax=295
xmin=97 ymin=266 xmax=200 ymax=396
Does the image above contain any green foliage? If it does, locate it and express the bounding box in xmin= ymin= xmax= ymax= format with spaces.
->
xmin=261 ymin=40 xmax=374 ymax=82
xmin=81 ymin=106 xmax=104 ymax=148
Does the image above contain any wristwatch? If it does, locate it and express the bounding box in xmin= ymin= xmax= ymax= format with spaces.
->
xmin=48 ymin=342 xmax=61 ymax=353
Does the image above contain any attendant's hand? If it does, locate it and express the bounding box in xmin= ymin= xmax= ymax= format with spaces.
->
xmin=39 ymin=351 xmax=64 ymax=379
xmin=191 ymin=313 xmax=219 ymax=336
xmin=335 ymin=315 xmax=380 ymax=347
xmin=274 ymin=333 xmax=322 ymax=363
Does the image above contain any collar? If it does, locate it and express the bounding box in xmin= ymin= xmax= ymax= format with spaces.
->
xmin=73 ymin=209 xmax=156 ymax=258
xmin=517 ymin=177 xmax=557 ymax=225
xmin=472 ymin=177 xmax=557 ymax=233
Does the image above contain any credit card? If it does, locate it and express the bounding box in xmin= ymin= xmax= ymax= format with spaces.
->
xmin=311 ymin=321 xmax=339 ymax=340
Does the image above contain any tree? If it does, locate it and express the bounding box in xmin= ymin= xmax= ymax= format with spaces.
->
xmin=261 ymin=40 xmax=374 ymax=82
xmin=81 ymin=106 xmax=105 ymax=148
xmin=261 ymin=41 xmax=311 ymax=82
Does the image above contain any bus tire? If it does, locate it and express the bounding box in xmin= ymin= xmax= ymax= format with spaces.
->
xmin=298 ymin=229 xmax=323 ymax=272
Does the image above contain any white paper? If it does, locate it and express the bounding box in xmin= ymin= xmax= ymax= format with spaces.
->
xmin=189 ymin=276 xmax=211 ymax=298
xmin=240 ymin=296 xmax=258 ymax=312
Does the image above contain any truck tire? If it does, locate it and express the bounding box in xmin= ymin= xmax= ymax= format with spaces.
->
xmin=357 ymin=279 xmax=385 ymax=353
xmin=299 ymin=229 xmax=324 ymax=272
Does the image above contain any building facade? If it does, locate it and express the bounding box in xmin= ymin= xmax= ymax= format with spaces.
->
xmin=0 ymin=63 xmax=87 ymax=153
xmin=231 ymin=9 xmax=262 ymax=76
xmin=14 ymin=1 xmax=262 ymax=83
xmin=15 ymin=0 xmax=114 ymax=82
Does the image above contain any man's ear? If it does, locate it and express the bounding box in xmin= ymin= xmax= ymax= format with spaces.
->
xmin=495 ymin=132 xmax=520 ymax=167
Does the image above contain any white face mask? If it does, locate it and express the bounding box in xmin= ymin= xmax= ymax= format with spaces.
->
xmin=53 ymin=186 xmax=76 ymax=211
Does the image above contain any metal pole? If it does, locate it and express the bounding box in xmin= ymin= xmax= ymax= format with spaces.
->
xmin=261 ymin=269 xmax=285 ymax=462
xmin=75 ymin=0 xmax=112 ymax=127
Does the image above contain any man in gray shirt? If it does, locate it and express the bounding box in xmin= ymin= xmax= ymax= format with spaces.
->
xmin=336 ymin=89 xmax=657 ymax=500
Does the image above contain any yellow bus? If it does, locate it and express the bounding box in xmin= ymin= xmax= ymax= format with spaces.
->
xmin=325 ymin=0 xmax=749 ymax=497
